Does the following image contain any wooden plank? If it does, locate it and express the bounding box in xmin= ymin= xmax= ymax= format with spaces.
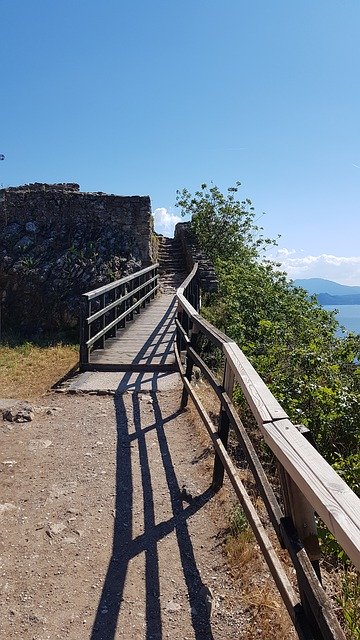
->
xmin=280 ymin=518 xmax=346 ymax=640
xmin=89 ymin=293 xmax=177 ymax=366
xmin=82 ymin=362 xmax=177 ymax=373
xmin=177 ymin=264 xmax=198 ymax=296
xmin=262 ymin=419 xmax=360 ymax=570
xmin=223 ymin=342 xmax=288 ymax=425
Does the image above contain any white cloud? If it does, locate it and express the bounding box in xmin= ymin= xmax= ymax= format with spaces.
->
xmin=271 ymin=249 xmax=360 ymax=285
xmin=153 ymin=207 xmax=182 ymax=237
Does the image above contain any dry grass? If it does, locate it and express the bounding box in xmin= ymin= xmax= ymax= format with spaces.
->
xmin=0 ymin=341 xmax=78 ymax=398
xmin=186 ymin=379 xmax=296 ymax=638
xmin=223 ymin=512 xmax=295 ymax=639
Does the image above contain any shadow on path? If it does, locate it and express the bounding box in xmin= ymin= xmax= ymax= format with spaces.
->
xmin=90 ymin=386 xmax=215 ymax=640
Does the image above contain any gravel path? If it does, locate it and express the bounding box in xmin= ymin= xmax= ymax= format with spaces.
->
xmin=0 ymin=380 xmax=251 ymax=639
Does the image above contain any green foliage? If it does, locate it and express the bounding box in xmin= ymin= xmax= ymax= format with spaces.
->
xmin=178 ymin=181 xmax=360 ymax=636
xmin=228 ymin=504 xmax=249 ymax=538
xmin=176 ymin=182 xmax=360 ymax=461
xmin=338 ymin=568 xmax=360 ymax=639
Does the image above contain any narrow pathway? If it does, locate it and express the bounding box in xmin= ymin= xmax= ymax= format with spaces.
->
xmin=0 ymin=389 xmax=250 ymax=639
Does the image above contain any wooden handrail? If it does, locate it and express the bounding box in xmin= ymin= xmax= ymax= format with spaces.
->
xmin=176 ymin=263 xmax=360 ymax=640
xmin=79 ymin=264 xmax=159 ymax=370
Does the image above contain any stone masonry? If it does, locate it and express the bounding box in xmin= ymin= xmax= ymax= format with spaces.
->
xmin=0 ymin=183 xmax=155 ymax=333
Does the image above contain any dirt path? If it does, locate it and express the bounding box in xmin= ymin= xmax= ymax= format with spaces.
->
xmin=0 ymin=382 xmax=253 ymax=639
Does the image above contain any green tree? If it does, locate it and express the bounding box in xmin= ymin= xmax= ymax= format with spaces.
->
xmin=176 ymin=182 xmax=360 ymax=468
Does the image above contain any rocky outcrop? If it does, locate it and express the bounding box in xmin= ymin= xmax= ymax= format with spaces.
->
xmin=0 ymin=183 xmax=154 ymax=333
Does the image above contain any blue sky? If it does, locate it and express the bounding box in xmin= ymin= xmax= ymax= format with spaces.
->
xmin=1 ymin=0 xmax=360 ymax=284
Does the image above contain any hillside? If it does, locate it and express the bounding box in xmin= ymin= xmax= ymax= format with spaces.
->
xmin=294 ymin=278 xmax=360 ymax=305
xmin=294 ymin=277 xmax=360 ymax=296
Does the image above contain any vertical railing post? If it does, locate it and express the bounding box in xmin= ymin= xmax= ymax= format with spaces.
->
xmin=278 ymin=425 xmax=323 ymax=638
xmin=129 ymin=279 xmax=134 ymax=321
xmin=101 ymin=293 xmax=106 ymax=348
xmin=146 ymin=270 xmax=151 ymax=304
xmin=109 ymin=286 xmax=117 ymax=337
xmin=154 ymin=265 xmax=158 ymax=297
xmin=150 ymin=267 xmax=155 ymax=299
xmin=79 ymin=295 xmax=90 ymax=371
xmin=135 ymin=275 xmax=141 ymax=314
xmin=180 ymin=326 xmax=199 ymax=409
xmin=212 ymin=360 xmax=235 ymax=491
xmin=176 ymin=304 xmax=184 ymax=354
xmin=141 ymin=274 xmax=146 ymax=308
xmin=119 ymin=284 xmax=126 ymax=328
xmin=278 ymin=425 xmax=322 ymax=576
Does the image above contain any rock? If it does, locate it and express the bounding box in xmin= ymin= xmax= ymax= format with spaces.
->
xmin=28 ymin=439 xmax=52 ymax=452
xmin=25 ymin=221 xmax=37 ymax=233
xmin=3 ymin=403 xmax=35 ymax=423
xmin=0 ymin=503 xmax=16 ymax=516
xmin=199 ymin=585 xmax=214 ymax=617
xmin=47 ymin=522 xmax=66 ymax=536
xmin=15 ymin=235 xmax=33 ymax=250
xmin=165 ymin=600 xmax=181 ymax=612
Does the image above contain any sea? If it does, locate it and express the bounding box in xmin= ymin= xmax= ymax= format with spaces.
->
xmin=323 ymin=305 xmax=360 ymax=335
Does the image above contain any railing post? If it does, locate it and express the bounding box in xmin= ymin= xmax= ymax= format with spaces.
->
xmin=135 ymin=275 xmax=141 ymax=314
xmin=212 ymin=360 xmax=235 ymax=491
xmin=79 ymin=295 xmax=90 ymax=371
xmin=100 ymin=293 xmax=106 ymax=348
xmin=146 ymin=270 xmax=151 ymax=304
xmin=180 ymin=326 xmax=199 ymax=409
xmin=109 ymin=287 xmax=117 ymax=337
xmin=119 ymin=284 xmax=126 ymax=327
xmin=176 ymin=304 xmax=184 ymax=354
xmin=278 ymin=425 xmax=322 ymax=576
xmin=278 ymin=425 xmax=323 ymax=638
xmin=154 ymin=266 xmax=158 ymax=297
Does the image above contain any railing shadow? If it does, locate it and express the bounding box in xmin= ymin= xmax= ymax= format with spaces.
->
xmin=91 ymin=295 xmax=177 ymax=370
xmin=90 ymin=390 xmax=215 ymax=639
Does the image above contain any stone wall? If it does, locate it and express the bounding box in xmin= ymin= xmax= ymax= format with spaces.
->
xmin=0 ymin=183 xmax=155 ymax=333
xmin=174 ymin=222 xmax=218 ymax=292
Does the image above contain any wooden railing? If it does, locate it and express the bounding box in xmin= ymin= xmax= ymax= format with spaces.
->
xmin=79 ymin=264 xmax=159 ymax=370
xmin=176 ymin=263 xmax=360 ymax=640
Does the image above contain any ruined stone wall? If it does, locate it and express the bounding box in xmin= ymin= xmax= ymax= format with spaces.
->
xmin=174 ymin=222 xmax=218 ymax=292
xmin=0 ymin=183 xmax=154 ymax=333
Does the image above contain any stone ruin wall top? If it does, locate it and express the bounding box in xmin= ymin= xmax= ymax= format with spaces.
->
xmin=0 ymin=183 xmax=155 ymax=332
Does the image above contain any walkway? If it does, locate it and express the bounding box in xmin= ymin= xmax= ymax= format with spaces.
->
xmin=68 ymin=292 xmax=179 ymax=394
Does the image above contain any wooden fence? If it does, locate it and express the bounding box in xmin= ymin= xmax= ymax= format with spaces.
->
xmin=176 ymin=263 xmax=360 ymax=640
xmin=79 ymin=264 xmax=159 ymax=370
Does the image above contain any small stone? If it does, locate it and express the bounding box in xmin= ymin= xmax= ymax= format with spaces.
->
xmin=63 ymin=537 xmax=77 ymax=544
xmin=48 ymin=522 xmax=66 ymax=536
xmin=25 ymin=221 xmax=37 ymax=233
xmin=0 ymin=503 xmax=16 ymax=515
xmin=165 ymin=600 xmax=181 ymax=612
xmin=28 ymin=439 xmax=52 ymax=451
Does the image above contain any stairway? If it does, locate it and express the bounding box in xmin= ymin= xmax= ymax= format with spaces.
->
xmin=157 ymin=236 xmax=188 ymax=293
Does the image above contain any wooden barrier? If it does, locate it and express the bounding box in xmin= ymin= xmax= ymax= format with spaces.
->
xmin=176 ymin=263 xmax=360 ymax=640
xmin=79 ymin=264 xmax=159 ymax=370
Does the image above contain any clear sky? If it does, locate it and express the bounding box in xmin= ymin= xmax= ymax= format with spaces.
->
xmin=1 ymin=0 xmax=360 ymax=284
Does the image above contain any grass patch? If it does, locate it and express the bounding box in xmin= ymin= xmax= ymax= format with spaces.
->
xmin=0 ymin=333 xmax=78 ymax=398
xmin=224 ymin=504 xmax=295 ymax=639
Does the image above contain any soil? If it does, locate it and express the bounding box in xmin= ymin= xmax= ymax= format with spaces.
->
xmin=0 ymin=383 xmax=267 ymax=640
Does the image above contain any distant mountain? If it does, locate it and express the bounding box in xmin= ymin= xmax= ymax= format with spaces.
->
xmin=293 ymin=278 xmax=360 ymax=306
xmin=316 ymin=292 xmax=360 ymax=305
xmin=293 ymin=278 xmax=360 ymax=296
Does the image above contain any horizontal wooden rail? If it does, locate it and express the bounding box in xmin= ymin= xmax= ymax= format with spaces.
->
xmin=176 ymin=263 xmax=360 ymax=640
xmin=79 ymin=264 xmax=159 ymax=370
